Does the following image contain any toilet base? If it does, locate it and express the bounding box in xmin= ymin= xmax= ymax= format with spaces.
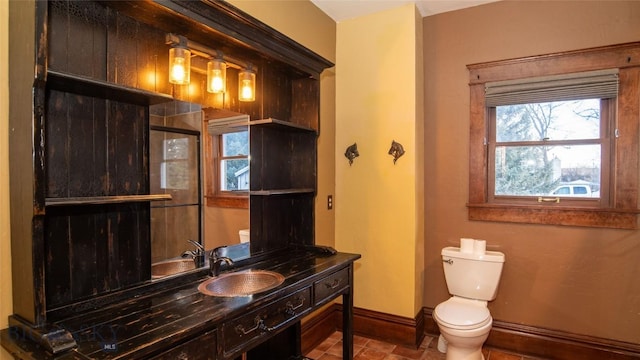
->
xmin=434 ymin=297 xmax=493 ymax=360
xmin=437 ymin=334 xmax=448 ymax=353
xmin=436 ymin=329 xmax=489 ymax=360
xmin=442 ymin=344 xmax=485 ymax=360
xmin=435 ymin=320 xmax=491 ymax=360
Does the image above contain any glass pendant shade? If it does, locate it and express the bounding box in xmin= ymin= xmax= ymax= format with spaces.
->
xmin=238 ymin=68 xmax=256 ymax=102
xmin=169 ymin=47 xmax=191 ymax=85
xmin=207 ymin=59 xmax=227 ymax=93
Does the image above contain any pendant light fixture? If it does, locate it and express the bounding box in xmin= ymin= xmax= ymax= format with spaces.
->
xmin=207 ymin=54 xmax=226 ymax=93
xmin=239 ymin=64 xmax=256 ymax=102
xmin=166 ymin=34 xmax=256 ymax=101
xmin=168 ymin=36 xmax=191 ymax=85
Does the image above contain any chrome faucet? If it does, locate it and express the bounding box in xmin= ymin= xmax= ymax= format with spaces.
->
xmin=209 ymin=246 xmax=234 ymax=276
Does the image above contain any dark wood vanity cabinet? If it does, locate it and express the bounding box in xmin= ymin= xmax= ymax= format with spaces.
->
xmin=149 ymin=330 xmax=217 ymax=360
xmin=222 ymin=287 xmax=312 ymax=358
xmin=4 ymin=1 xmax=356 ymax=359
xmin=1 ymin=252 xmax=359 ymax=360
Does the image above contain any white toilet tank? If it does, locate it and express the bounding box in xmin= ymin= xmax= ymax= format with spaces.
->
xmin=442 ymin=246 xmax=505 ymax=301
xmin=239 ymin=229 xmax=250 ymax=243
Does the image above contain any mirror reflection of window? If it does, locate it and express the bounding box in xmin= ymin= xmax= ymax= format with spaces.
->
xmin=161 ymin=138 xmax=191 ymax=190
xmin=220 ymin=131 xmax=249 ymax=191
xmin=204 ymin=112 xmax=250 ymax=209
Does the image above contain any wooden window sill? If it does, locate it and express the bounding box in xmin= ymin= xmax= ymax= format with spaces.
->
xmin=467 ymin=203 xmax=639 ymax=229
xmin=205 ymin=196 xmax=248 ymax=209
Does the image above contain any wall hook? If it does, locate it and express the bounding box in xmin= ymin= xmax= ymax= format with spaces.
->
xmin=388 ymin=140 xmax=405 ymax=164
xmin=344 ymin=143 xmax=359 ymax=166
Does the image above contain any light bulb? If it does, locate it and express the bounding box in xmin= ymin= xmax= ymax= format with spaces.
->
xmin=241 ymin=80 xmax=253 ymax=99
xmin=238 ymin=68 xmax=256 ymax=102
xmin=211 ymin=72 xmax=224 ymax=92
xmin=207 ymin=59 xmax=226 ymax=93
xmin=171 ymin=58 xmax=186 ymax=83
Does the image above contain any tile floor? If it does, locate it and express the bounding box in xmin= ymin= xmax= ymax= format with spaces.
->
xmin=304 ymin=331 xmax=549 ymax=360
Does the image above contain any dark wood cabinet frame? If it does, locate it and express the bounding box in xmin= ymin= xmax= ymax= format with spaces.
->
xmin=4 ymin=1 xmax=361 ymax=359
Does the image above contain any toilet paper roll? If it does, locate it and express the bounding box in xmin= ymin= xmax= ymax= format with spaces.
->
xmin=474 ymin=239 xmax=486 ymax=255
xmin=460 ymin=238 xmax=475 ymax=253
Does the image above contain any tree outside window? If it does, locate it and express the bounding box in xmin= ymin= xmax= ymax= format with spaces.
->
xmin=491 ymin=99 xmax=603 ymax=200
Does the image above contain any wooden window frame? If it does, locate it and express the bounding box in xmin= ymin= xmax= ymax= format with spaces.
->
xmin=467 ymin=42 xmax=640 ymax=229
xmin=204 ymin=132 xmax=249 ymax=209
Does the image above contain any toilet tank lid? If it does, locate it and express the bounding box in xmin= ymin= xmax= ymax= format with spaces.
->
xmin=442 ymin=247 xmax=505 ymax=263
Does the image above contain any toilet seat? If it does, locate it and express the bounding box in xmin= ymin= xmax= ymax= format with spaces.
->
xmin=434 ymin=297 xmax=491 ymax=330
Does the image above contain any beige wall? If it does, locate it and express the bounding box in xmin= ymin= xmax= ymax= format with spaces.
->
xmin=423 ymin=0 xmax=640 ymax=344
xmin=203 ymin=207 xmax=248 ymax=249
xmin=335 ymin=4 xmax=424 ymax=318
xmin=1 ymin=0 xmax=11 ymax=357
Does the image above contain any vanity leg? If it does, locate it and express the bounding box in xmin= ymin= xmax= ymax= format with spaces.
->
xmin=342 ymin=267 xmax=354 ymax=360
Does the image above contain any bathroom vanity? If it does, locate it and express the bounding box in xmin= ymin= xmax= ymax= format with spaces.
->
xmin=3 ymin=1 xmax=357 ymax=359
xmin=2 ymin=250 xmax=360 ymax=359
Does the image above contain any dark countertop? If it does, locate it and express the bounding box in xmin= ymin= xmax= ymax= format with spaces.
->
xmin=1 ymin=251 xmax=361 ymax=360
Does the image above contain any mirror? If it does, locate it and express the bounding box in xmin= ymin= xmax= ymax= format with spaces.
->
xmin=202 ymin=108 xmax=251 ymax=253
xmin=149 ymin=102 xmax=250 ymax=278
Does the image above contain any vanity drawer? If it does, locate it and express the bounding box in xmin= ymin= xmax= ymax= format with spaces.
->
xmin=221 ymin=287 xmax=311 ymax=358
xmin=314 ymin=267 xmax=349 ymax=305
xmin=149 ymin=329 xmax=216 ymax=360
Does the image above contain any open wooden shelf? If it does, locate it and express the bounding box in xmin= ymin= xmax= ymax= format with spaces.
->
xmin=47 ymin=70 xmax=174 ymax=106
xmin=45 ymin=194 xmax=172 ymax=207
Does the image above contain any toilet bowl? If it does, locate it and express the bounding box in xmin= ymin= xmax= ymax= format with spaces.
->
xmin=434 ymin=245 xmax=505 ymax=360
xmin=433 ymin=297 xmax=492 ymax=360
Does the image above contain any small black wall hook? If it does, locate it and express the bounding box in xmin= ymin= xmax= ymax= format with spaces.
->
xmin=388 ymin=140 xmax=405 ymax=164
xmin=344 ymin=143 xmax=359 ymax=166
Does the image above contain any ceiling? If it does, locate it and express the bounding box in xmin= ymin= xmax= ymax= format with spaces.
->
xmin=310 ymin=0 xmax=500 ymax=21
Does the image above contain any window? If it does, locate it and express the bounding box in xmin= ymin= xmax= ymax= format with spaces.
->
xmin=467 ymin=42 xmax=640 ymax=229
xmin=204 ymin=114 xmax=250 ymax=208
xmin=486 ymin=69 xmax=617 ymax=207
xmin=219 ymin=131 xmax=249 ymax=192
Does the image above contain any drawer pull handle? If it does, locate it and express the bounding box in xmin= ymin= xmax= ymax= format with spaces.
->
xmin=285 ymin=297 xmax=305 ymax=316
xmin=235 ymin=315 xmax=264 ymax=335
xmin=259 ymin=317 xmax=291 ymax=333
xmin=325 ymin=278 xmax=341 ymax=289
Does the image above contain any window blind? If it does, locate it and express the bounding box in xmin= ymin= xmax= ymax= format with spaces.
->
xmin=485 ymin=69 xmax=619 ymax=107
xmin=207 ymin=114 xmax=249 ymax=135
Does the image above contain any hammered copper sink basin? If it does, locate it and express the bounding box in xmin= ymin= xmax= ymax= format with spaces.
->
xmin=151 ymin=259 xmax=197 ymax=279
xmin=198 ymin=270 xmax=285 ymax=297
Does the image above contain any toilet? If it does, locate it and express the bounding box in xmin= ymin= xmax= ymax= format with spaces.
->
xmin=433 ymin=246 xmax=505 ymax=360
